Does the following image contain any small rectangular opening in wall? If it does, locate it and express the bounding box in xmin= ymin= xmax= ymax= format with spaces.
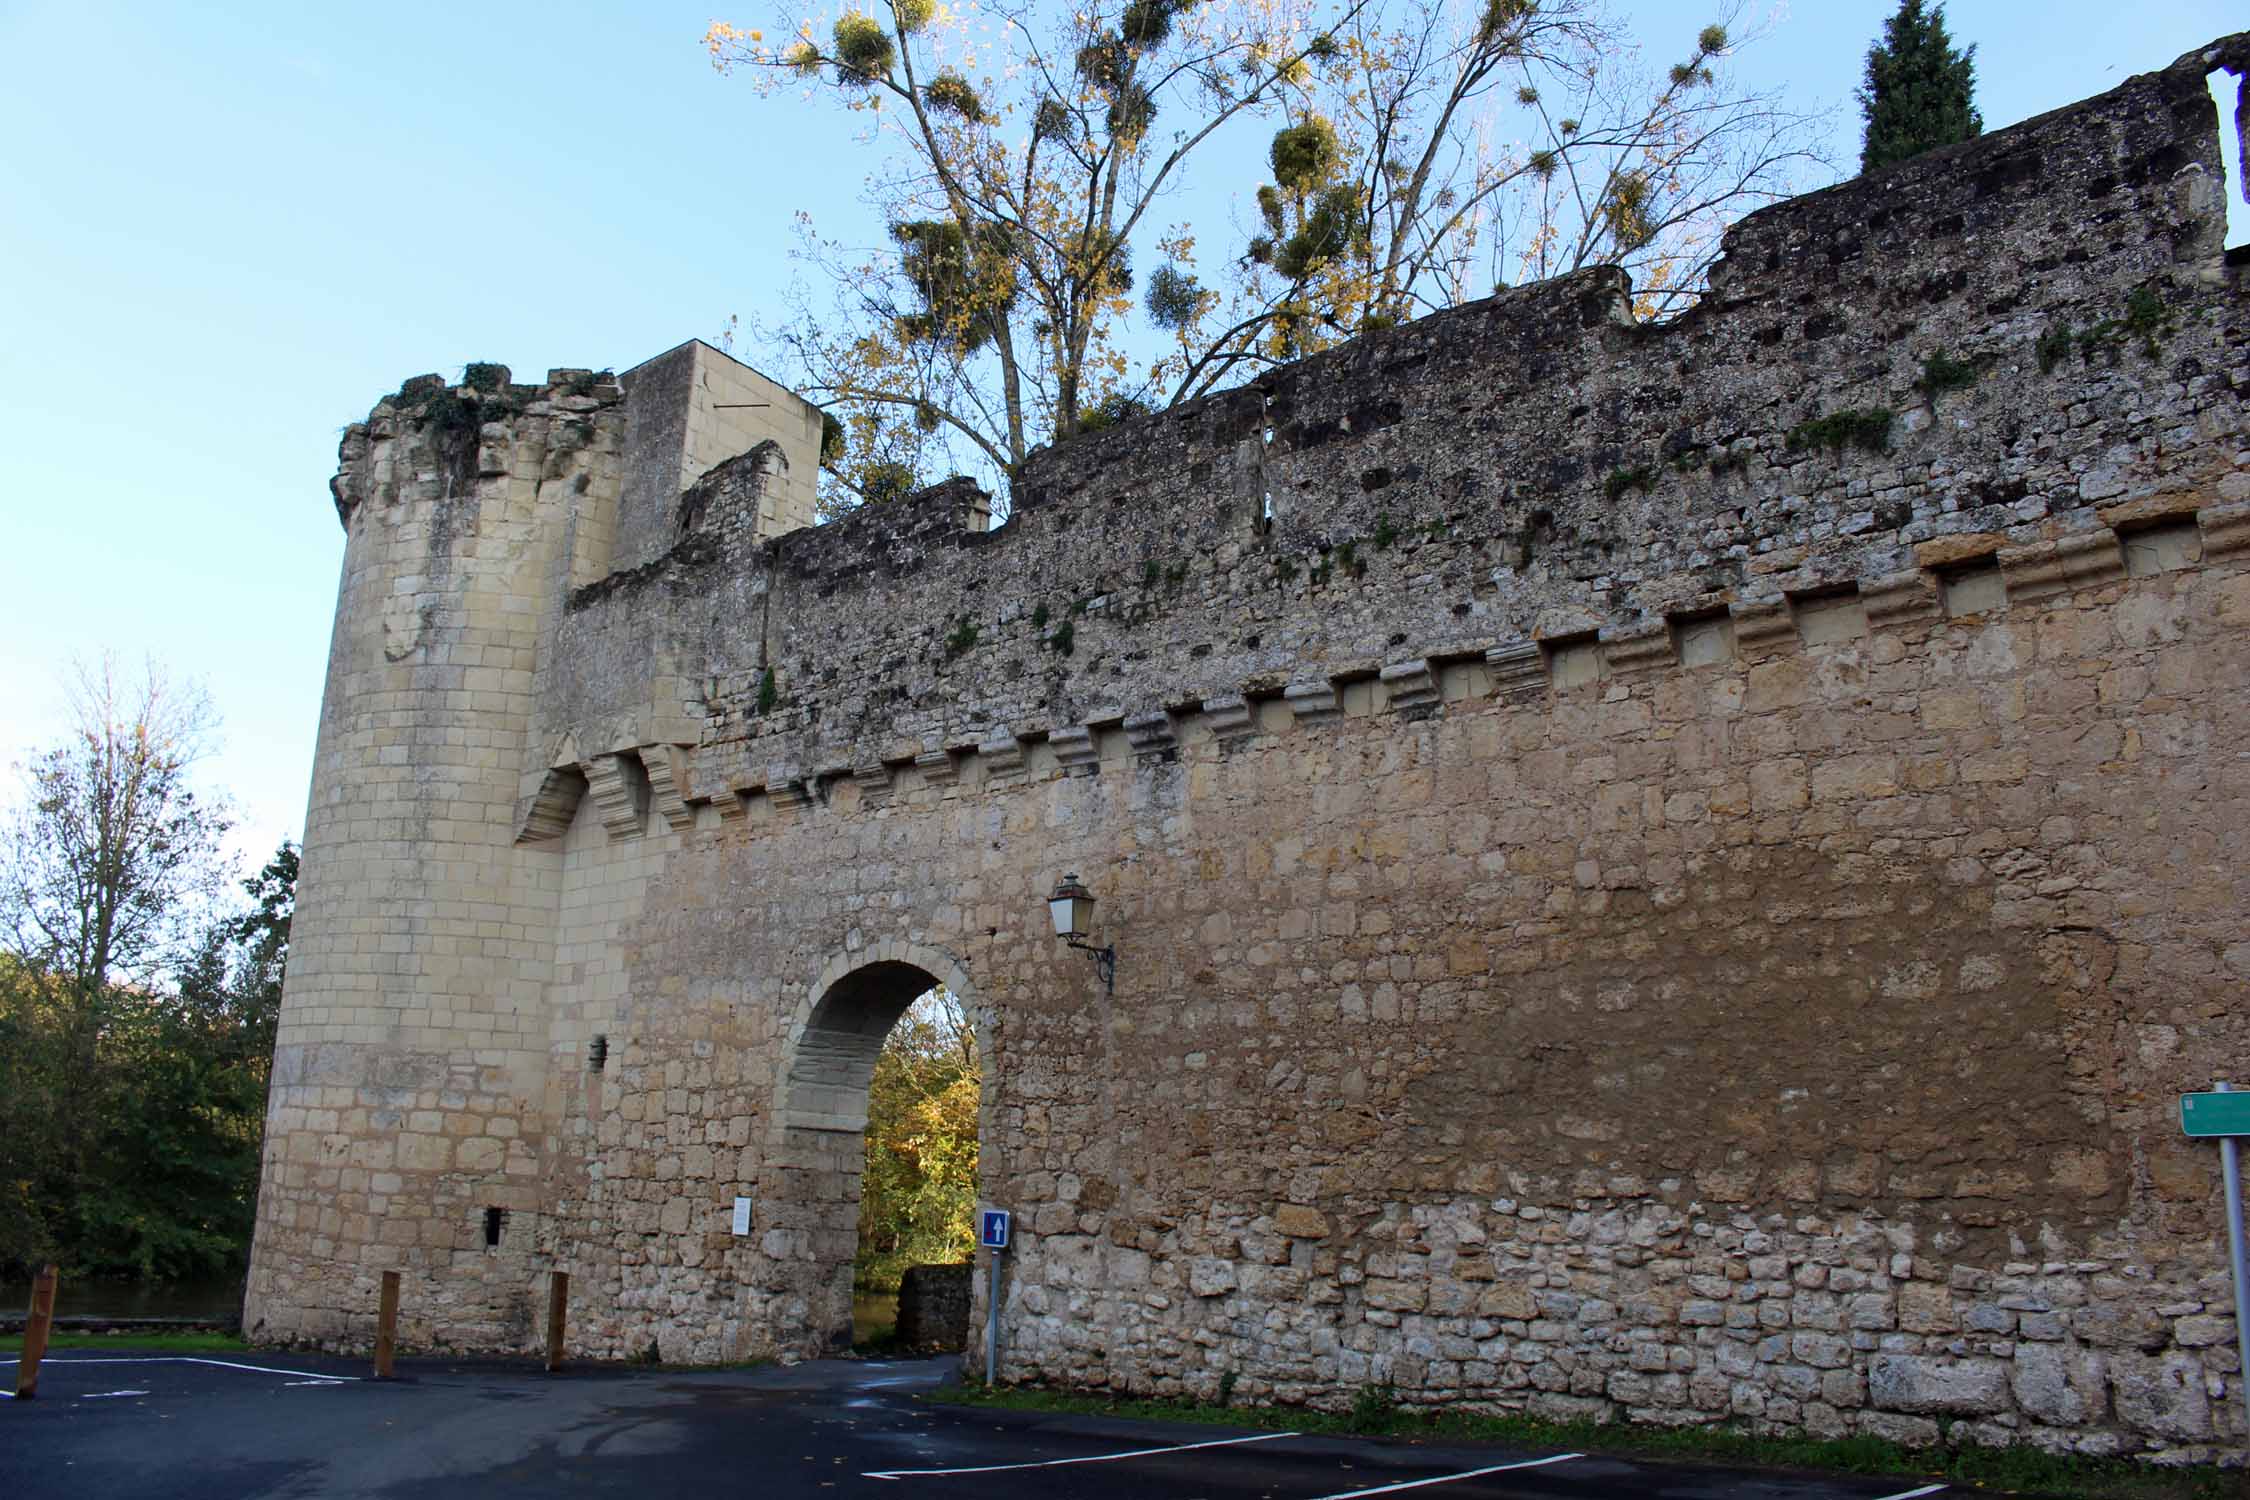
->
xmin=1789 ymin=587 xmax=1867 ymax=647
xmin=589 ymin=1033 xmax=608 ymax=1071
xmin=2121 ymin=519 xmax=2203 ymax=578
xmin=1671 ymin=611 xmax=1736 ymax=668
xmin=1941 ymin=561 xmax=2007 ymax=617
xmin=1542 ymin=634 xmax=1602 ymax=690
xmin=484 ymin=1207 xmax=507 ymax=1248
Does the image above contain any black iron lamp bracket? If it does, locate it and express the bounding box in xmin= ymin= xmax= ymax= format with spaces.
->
xmin=1066 ymin=938 xmax=1116 ymax=997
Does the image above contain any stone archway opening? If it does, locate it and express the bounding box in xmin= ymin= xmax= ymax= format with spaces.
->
xmin=777 ymin=957 xmax=982 ymax=1354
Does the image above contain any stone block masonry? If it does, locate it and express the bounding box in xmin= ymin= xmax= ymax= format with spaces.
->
xmin=897 ymin=1263 xmax=973 ymax=1352
xmin=248 ymin=35 xmax=2250 ymax=1462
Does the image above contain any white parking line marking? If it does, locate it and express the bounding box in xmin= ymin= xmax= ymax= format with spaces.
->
xmin=865 ymin=1429 xmax=1300 ymax=1478
xmin=82 ymin=1390 xmax=152 ymax=1399
xmin=1302 ymin=1451 xmax=1585 ymax=1498
xmin=0 ymin=1356 xmax=354 ymax=1383
xmin=1871 ymin=1487 xmax=1946 ymax=1499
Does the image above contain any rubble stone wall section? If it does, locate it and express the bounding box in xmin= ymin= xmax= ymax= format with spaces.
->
xmin=899 ymin=1263 xmax=974 ymax=1351
xmin=541 ymin=34 xmax=2248 ymax=802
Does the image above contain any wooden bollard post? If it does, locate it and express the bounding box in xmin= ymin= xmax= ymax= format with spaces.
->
xmin=372 ymin=1271 xmax=400 ymax=1380
xmin=545 ymin=1271 xmax=568 ymax=1373
xmin=15 ymin=1264 xmax=59 ymax=1400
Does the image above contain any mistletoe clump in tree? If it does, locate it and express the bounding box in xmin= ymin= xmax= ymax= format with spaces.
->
xmin=712 ymin=0 xmax=1336 ymax=510
xmin=709 ymin=0 xmax=1821 ymax=511
xmin=1218 ymin=0 xmax=1819 ymax=377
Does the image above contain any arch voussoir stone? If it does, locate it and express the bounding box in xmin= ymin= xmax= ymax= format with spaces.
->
xmin=775 ymin=941 xmax=986 ymax=1140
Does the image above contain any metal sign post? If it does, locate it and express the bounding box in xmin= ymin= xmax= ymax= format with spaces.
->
xmin=980 ymin=1209 xmax=1011 ymax=1388
xmin=2182 ymin=1081 xmax=2250 ymax=1440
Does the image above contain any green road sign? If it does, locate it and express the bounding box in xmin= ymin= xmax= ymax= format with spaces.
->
xmin=2181 ymin=1092 xmax=2250 ymax=1137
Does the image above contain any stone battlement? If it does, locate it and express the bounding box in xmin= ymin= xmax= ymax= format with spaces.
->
xmin=527 ymin=493 xmax=2250 ymax=859
xmin=493 ymin=34 xmax=2250 ymax=821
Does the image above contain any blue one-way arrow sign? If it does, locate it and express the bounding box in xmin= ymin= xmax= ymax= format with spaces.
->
xmin=980 ymin=1209 xmax=1011 ymax=1250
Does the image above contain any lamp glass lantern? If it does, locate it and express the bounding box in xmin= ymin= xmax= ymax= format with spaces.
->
xmin=1046 ymin=874 xmax=1114 ymax=995
xmin=1048 ymin=875 xmax=1096 ymax=941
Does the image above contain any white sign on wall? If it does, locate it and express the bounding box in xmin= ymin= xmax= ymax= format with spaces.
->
xmin=731 ymin=1196 xmax=752 ymax=1236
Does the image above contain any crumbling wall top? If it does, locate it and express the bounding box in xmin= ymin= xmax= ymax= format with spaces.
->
xmin=341 ymin=35 xmax=2250 ymax=787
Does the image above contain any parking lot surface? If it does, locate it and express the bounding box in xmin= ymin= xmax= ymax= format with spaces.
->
xmin=1 ymin=1346 xmax=1955 ymax=1500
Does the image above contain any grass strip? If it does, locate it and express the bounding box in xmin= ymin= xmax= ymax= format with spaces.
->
xmin=0 ymin=1330 xmax=249 ymax=1354
xmin=933 ymin=1383 xmax=2246 ymax=1500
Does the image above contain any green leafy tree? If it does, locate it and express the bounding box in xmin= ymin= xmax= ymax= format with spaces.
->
xmin=178 ymin=840 xmax=294 ymax=1071
xmin=172 ymin=839 xmax=296 ymax=1187
xmin=80 ymin=843 xmax=292 ymax=1280
xmin=856 ymin=987 xmax=980 ymax=1293
xmin=2 ymin=657 xmax=230 ymax=1005
xmin=0 ymin=845 xmax=292 ymax=1283
xmin=0 ymin=658 xmax=231 ymax=1271
xmin=1857 ymin=0 xmax=1981 ymax=173
xmin=0 ymin=959 xmax=73 ymax=1273
xmin=63 ymin=985 xmax=266 ymax=1279
xmin=0 ymin=663 xmax=289 ymax=1283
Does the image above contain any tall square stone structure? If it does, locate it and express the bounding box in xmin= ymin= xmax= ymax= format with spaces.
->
xmin=616 ymin=338 xmax=824 ymax=564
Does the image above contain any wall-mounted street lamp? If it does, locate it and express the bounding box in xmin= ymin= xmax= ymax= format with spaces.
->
xmin=1047 ymin=874 xmax=1116 ymax=997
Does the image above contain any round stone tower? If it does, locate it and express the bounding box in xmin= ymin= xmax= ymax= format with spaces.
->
xmin=243 ymin=368 xmax=624 ymax=1348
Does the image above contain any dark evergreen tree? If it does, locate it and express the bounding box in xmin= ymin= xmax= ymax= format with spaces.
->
xmin=1857 ymin=0 xmax=1982 ymax=173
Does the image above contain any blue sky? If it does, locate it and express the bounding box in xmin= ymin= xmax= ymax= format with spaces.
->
xmin=0 ymin=0 xmax=2241 ymax=873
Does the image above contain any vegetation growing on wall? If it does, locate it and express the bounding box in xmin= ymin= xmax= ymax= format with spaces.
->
xmin=2036 ymin=286 xmax=2177 ymax=375
xmin=1915 ymin=349 xmax=1978 ymax=403
xmin=1603 ymin=465 xmax=1656 ymax=502
xmin=1785 ymin=407 xmax=1896 ymax=455
xmin=2120 ymin=285 xmax=2176 ymax=358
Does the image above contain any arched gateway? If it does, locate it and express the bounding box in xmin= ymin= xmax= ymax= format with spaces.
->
xmin=762 ymin=946 xmax=991 ymax=1355
xmin=250 ymin=45 xmax=2250 ymax=1459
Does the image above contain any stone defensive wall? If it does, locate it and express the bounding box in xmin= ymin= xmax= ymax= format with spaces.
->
xmin=250 ymin=37 xmax=2250 ymax=1461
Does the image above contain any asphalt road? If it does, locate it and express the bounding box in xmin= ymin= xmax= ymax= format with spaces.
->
xmin=0 ymin=1346 xmax=1955 ymax=1500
